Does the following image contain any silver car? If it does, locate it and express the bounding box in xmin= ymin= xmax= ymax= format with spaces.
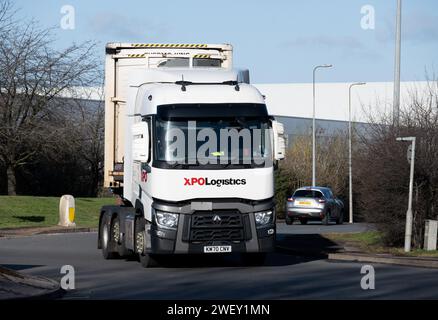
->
xmin=285 ymin=187 xmax=344 ymax=225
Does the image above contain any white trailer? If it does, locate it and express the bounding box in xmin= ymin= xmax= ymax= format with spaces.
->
xmin=104 ymin=43 xmax=233 ymax=187
xmin=98 ymin=43 xmax=286 ymax=267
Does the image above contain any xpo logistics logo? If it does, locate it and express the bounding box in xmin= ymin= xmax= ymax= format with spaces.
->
xmin=184 ymin=177 xmax=246 ymax=187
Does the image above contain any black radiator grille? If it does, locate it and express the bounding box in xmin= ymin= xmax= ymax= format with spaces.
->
xmin=192 ymin=212 xmax=242 ymax=228
xmin=190 ymin=228 xmax=244 ymax=242
xmin=189 ymin=211 xmax=245 ymax=242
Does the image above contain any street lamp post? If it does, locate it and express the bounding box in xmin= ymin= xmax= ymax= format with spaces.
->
xmin=348 ymin=82 xmax=366 ymax=224
xmin=312 ymin=64 xmax=333 ymax=186
xmin=396 ymin=136 xmax=416 ymax=252
xmin=393 ymin=0 xmax=402 ymax=127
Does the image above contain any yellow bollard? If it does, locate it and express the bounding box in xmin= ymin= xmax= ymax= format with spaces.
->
xmin=59 ymin=195 xmax=76 ymax=227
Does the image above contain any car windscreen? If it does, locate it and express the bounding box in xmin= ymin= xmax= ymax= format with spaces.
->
xmin=293 ymin=190 xmax=324 ymax=198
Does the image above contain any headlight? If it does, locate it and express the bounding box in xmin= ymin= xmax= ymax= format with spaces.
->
xmin=255 ymin=210 xmax=273 ymax=226
xmin=155 ymin=211 xmax=179 ymax=229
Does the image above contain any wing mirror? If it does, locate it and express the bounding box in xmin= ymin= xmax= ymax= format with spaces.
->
xmin=272 ymin=120 xmax=286 ymax=161
xmin=132 ymin=121 xmax=149 ymax=162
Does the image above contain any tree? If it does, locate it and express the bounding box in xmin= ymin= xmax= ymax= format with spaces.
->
xmin=355 ymin=80 xmax=438 ymax=247
xmin=276 ymin=131 xmax=349 ymax=216
xmin=67 ymin=87 xmax=105 ymax=196
xmin=0 ymin=1 xmax=99 ymax=195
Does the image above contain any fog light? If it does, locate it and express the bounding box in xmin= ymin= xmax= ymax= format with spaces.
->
xmin=267 ymin=228 xmax=274 ymax=235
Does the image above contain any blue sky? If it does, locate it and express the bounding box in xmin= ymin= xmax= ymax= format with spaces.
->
xmin=13 ymin=0 xmax=438 ymax=84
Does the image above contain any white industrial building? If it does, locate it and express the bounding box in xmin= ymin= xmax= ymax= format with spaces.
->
xmin=68 ymin=80 xmax=429 ymax=141
xmin=254 ymin=81 xmax=429 ymax=140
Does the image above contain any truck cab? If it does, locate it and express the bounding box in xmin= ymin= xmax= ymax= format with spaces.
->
xmin=98 ymin=43 xmax=286 ymax=267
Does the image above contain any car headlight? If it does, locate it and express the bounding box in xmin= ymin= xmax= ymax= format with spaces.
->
xmin=255 ymin=210 xmax=273 ymax=226
xmin=155 ymin=211 xmax=179 ymax=229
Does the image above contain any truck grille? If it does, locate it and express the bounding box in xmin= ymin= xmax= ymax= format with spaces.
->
xmin=190 ymin=228 xmax=244 ymax=241
xmin=189 ymin=211 xmax=245 ymax=242
xmin=192 ymin=212 xmax=242 ymax=228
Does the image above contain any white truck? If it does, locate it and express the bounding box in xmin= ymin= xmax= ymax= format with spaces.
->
xmin=98 ymin=43 xmax=286 ymax=267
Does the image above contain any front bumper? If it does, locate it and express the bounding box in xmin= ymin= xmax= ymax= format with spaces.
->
xmin=146 ymin=199 xmax=276 ymax=254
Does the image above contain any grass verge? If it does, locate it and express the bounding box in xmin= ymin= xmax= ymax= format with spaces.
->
xmin=0 ymin=196 xmax=114 ymax=229
xmin=325 ymin=231 xmax=438 ymax=258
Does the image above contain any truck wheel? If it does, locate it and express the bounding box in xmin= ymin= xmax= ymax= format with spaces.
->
xmin=100 ymin=215 xmax=117 ymax=259
xmin=135 ymin=218 xmax=159 ymax=268
xmin=242 ymin=253 xmax=267 ymax=266
xmin=112 ymin=215 xmax=130 ymax=257
xmin=285 ymin=216 xmax=293 ymax=225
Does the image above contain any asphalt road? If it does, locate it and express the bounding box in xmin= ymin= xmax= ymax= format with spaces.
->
xmin=1 ymin=222 xmax=437 ymax=299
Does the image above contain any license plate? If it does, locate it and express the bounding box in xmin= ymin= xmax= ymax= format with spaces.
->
xmin=203 ymin=245 xmax=232 ymax=253
xmin=299 ymin=201 xmax=311 ymax=205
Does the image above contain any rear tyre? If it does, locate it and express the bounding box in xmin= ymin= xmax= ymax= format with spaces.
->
xmin=285 ymin=216 xmax=293 ymax=225
xmin=242 ymin=253 xmax=267 ymax=266
xmin=100 ymin=215 xmax=118 ymax=259
xmin=299 ymin=218 xmax=308 ymax=225
xmin=112 ymin=215 xmax=130 ymax=257
xmin=135 ymin=217 xmax=159 ymax=268
xmin=322 ymin=211 xmax=330 ymax=225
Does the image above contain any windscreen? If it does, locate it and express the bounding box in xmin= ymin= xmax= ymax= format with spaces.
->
xmin=154 ymin=115 xmax=273 ymax=169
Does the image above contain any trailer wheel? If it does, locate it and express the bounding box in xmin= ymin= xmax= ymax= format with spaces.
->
xmin=100 ymin=215 xmax=117 ymax=259
xmin=135 ymin=218 xmax=159 ymax=268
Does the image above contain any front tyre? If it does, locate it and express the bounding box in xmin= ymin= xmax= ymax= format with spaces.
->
xmin=285 ymin=216 xmax=293 ymax=225
xmin=135 ymin=218 xmax=159 ymax=268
